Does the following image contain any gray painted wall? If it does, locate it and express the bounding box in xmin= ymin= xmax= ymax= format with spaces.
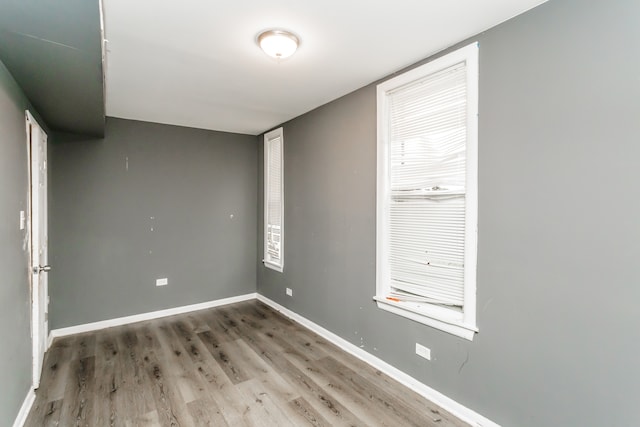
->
xmin=50 ymin=118 xmax=257 ymax=329
xmin=0 ymin=60 xmax=40 ymax=424
xmin=0 ymin=0 xmax=104 ymax=136
xmin=257 ymin=0 xmax=640 ymax=425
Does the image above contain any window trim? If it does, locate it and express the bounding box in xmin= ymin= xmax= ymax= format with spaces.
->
xmin=375 ymin=43 xmax=479 ymax=341
xmin=263 ymin=127 xmax=284 ymax=272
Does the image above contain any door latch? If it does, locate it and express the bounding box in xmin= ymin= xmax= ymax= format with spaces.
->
xmin=33 ymin=265 xmax=51 ymax=274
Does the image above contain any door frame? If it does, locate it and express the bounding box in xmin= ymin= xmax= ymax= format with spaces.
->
xmin=26 ymin=110 xmax=49 ymax=389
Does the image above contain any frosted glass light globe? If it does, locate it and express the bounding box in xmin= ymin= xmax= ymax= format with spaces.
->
xmin=258 ymin=30 xmax=299 ymax=59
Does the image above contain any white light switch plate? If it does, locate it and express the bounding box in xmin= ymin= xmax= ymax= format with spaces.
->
xmin=156 ymin=278 xmax=168 ymax=287
xmin=19 ymin=210 xmax=25 ymax=230
xmin=286 ymin=288 xmax=293 ymax=296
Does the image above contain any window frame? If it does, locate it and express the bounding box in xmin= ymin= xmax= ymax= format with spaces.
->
xmin=375 ymin=43 xmax=479 ymax=341
xmin=263 ymin=127 xmax=284 ymax=272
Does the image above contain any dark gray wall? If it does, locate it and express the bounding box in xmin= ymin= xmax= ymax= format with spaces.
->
xmin=50 ymin=118 xmax=257 ymax=328
xmin=0 ymin=0 xmax=105 ymax=136
xmin=257 ymin=0 xmax=640 ymax=426
xmin=0 ymin=60 xmax=38 ymax=424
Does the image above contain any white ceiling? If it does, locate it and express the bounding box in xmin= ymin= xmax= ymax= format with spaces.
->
xmin=103 ymin=0 xmax=547 ymax=136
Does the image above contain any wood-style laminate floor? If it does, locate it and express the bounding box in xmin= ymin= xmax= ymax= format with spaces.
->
xmin=25 ymin=300 xmax=469 ymax=426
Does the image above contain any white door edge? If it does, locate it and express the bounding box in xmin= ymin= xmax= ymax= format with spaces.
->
xmin=25 ymin=110 xmax=48 ymax=389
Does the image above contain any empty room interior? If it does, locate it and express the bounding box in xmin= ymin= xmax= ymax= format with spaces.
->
xmin=1 ymin=0 xmax=639 ymax=426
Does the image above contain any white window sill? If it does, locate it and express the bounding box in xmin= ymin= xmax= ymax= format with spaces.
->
xmin=373 ymin=296 xmax=477 ymax=341
xmin=263 ymin=261 xmax=283 ymax=272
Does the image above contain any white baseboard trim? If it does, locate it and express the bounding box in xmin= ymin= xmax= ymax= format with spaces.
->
xmin=49 ymin=293 xmax=257 ymax=341
xmin=44 ymin=292 xmax=498 ymax=426
xmin=12 ymin=388 xmax=35 ymax=427
xmin=256 ymin=294 xmax=500 ymax=427
xmin=46 ymin=332 xmax=54 ymax=351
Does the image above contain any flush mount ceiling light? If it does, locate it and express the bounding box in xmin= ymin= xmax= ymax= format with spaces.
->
xmin=257 ymin=29 xmax=299 ymax=60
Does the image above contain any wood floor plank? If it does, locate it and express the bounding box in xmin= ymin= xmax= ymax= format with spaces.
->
xmin=58 ymin=355 xmax=96 ymax=426
xmin=234 ymin=303 xmax=332 ymax=360
xmin=206 ymin=339 xmax=252 ymax=385
xmin=243 ymin=342 xmax=366 ymax=427
xmin=285 ymin=351 xmax=404 ymax=426
xmin=318 ymin=355 xmax=454 ymax=426
xmin=93 ymin=329 xmax=121 ymax=426
xmin=74 ymin=332 xmax=96 ymax=360
xmin=235 ymin=378 xmax=298 ymax=427
xmin=200 ymin=308 xmax=244 ymax=343
xmin=221 ymin=339 xmax=271 ymax=381
xmin=116 ymin=326 xmax=156 ymax=423
xmin=124 ymin=410 xmax=160 ymax=427
xmin=289 ymin=397 xmax=332 ymax=427
xmin=165 ymin=315 xmax=252 ymax=426
xmin=40 ymin=399 xmax=63 ymax=427
xmin=187 ymin=397 xmax=229 ymax=427
xmin=200 ymin=304 xmax=385 ymax=426
xmin=190 ymin=354 xmax=252 ymax=427
xmin=141 ymin=347 xmax=188 ymax=425
xmin=41 ymin=337 xmax=74 ymax=402
xmin=27 ymin=300 xmax=472 ymax=427
xmin=153 ymin=320 xmax=208 ymax=404
xmin=202 ymin=307 xmax=367 ymax=426
xmin=24 ymin=398 xmax=62 ymax=427
xmin=24 ymin=338 xmax=74 ymax=427
xmin=326 ymin=343 xmax=467 ymax=426
xmin=186 ymin=312 xmax=211 ymax=334
xmin=244 ymin=368 xmax=335 ymax=427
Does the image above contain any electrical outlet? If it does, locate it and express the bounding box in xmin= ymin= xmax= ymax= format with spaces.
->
xmin=156 ymin=278 xmax=168 ymax=287
xmin=415 ymin=343 xmax=431 ymax=360
xmin=286 ymin=288 xmax=293 ymax=296
xmin=19 ymin=210 xmax=25 ymax=230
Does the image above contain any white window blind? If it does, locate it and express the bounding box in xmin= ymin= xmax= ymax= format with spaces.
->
xmin=388 ymin=62 xmax=467 ymax=307
xmin=264 ymin=128 xmax=284 ymax=271
xmin=376 ymin=43 xmax=478 ymax=340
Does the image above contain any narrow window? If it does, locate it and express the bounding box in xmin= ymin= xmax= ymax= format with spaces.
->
xmin=375 ymin=43 xmax=479 ymax=340
xmin=264 ymin=127 xmax=284 ymax=272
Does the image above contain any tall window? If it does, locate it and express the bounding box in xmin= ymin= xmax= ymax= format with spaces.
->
xmin=375 ymin=43 xmax=478 ymax=340
xmin=264 ymin=127 xmax=284 ymax=272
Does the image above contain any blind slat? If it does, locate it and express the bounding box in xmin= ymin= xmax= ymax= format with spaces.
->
xmin=386 ymin=61 xmax=468 ymax=307
xmin=265 ymin=132 xmax=283 ymax=265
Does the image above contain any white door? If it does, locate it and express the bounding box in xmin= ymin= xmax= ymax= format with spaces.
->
xmin=26 ymin=111 xmax=49 ymax=389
